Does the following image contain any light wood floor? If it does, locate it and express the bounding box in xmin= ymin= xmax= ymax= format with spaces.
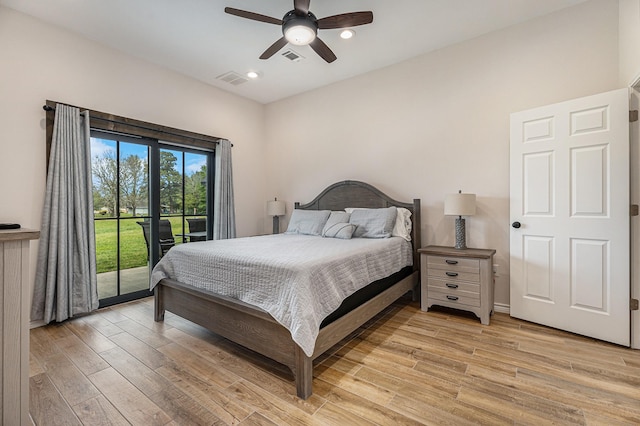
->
xmin=30 ymin=296 xmax=640 ymax=425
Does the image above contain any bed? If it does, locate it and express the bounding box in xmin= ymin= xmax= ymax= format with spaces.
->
xmin=151 ymin=180 xmax=421 ymax=399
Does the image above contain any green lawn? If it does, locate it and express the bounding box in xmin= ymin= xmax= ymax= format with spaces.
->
xmin=94 ymin=216 xmax=185 ymax=273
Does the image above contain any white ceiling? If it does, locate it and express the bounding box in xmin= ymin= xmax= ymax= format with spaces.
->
xmin=1 ymin=0 xmax=588 ymax=104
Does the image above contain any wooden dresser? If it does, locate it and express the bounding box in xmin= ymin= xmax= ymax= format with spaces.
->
xmin=419 ymin=245 xmax=496 ymax=325
xmin=0 ymin=228 xmax=39 ymax=425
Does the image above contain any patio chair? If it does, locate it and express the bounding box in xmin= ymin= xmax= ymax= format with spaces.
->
xmin=186 ymin=218 xmax=206 ymax=242
xmin=136 ymin=219 xmax=175 ymax=259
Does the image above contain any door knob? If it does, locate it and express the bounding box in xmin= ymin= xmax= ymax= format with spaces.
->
xmin=512 ymin=221 xmax=521 ymax=229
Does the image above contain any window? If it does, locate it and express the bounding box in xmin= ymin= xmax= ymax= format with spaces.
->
xmin=43 ymin=101 xmax=223 ymax=307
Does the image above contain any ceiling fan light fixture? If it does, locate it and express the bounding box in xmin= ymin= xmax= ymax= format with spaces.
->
xmin=284 ymin=22 xmax=316 ymax=45
xmin=340 ymin=29 xmax=355 ymax=39
xmin=282 ymin=11 xmax=317 ymax=46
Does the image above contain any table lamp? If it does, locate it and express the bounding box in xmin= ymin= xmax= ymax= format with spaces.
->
xmin=267 ymin=198 xmax=286 ymax=234
xmin=444 ymin=190 xmax=476 ymax=249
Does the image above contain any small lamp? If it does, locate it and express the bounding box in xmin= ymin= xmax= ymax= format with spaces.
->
xmin=444 ymin=190 xmax=476 ymax=250
xmin=267 ymin=198 xmax=286 ymax=234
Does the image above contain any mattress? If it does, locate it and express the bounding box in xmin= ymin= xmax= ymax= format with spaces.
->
xmin=150 ymin=234 xmax=413 ymax=356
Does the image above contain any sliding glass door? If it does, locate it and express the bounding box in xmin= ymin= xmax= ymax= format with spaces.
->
xmin=90 ymin=132 xmax=214 ymax=307
xmin=91 ymin=132 xmax=154 ymax=306
xmin=160 ymin=146 xmax=212 ymax=243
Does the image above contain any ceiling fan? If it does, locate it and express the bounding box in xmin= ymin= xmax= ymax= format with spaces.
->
xmin=224 ymin=0 xmax=373 ymax=63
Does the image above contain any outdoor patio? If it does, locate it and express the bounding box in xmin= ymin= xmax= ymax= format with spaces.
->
xmin=97 ymin=265 xmax=150 ymax=299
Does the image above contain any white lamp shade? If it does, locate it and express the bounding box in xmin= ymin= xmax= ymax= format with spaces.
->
xmin=444 ymin=193 xmax=476 ymax=216
xmin=267 ymin=200 xmax=286 ymax=216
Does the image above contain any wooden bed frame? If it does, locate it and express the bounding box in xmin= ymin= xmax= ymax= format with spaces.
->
xmin=154 ymin=180 xmax=421 ymax=399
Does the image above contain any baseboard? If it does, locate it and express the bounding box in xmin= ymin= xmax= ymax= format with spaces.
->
xmin=29 ymin=320 xmax=45 ymax=329
xmin=493 ymin=303 xmax=510 ymax=315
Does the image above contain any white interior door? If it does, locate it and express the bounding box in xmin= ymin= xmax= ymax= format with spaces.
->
xmin=510 ymin=88 xmax=630 ymax=346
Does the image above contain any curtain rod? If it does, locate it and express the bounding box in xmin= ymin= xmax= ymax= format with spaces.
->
xmin=42 ymin=104 xmax=231 ymax=147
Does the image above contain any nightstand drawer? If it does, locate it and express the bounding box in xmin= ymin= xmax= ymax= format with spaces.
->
xmin=428 ymin=288 xmax=481 ymax=307
xmin=428 ymin=278 xmax=480 ymax=294
xmin=427 ymin=255 xmax=479 ymax=273
xmin=427 ymin=268 xmax=480 ymax=283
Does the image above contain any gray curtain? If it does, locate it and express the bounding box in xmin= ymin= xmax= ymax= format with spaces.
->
xmin=213 ymin=139 xmax=236 ymax=239
xmin=32 ymin=104 xmax=99 ymax=323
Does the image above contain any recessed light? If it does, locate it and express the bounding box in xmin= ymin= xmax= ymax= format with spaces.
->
xmin=246 ymin=71 xmax=260 ymax=79
xmin=340 ymin=29 xmax=355 ymax=40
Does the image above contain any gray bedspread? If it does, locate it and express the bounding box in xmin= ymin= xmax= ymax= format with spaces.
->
xmin=150 ymin=234 xmax=412 ymax=356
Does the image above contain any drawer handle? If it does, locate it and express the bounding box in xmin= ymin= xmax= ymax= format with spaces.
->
xmin=446 ymin=295 xmax=459 ymax=301
xmin=446 ymin=283 xmax=458 ymax=289
xmin=446 ymin=272 xmax=458 ymax=277
xmin=445 ymin=260 xmax=458 ymax=265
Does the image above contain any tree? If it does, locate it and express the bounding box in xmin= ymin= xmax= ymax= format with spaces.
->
xmin=120 ymin=154 xmax=147 ymax=216
xmin=92 ymin=152 xmax=118 ymax=215
xmin=160 ymin=151 xmax=182 ymax=214
xmin=185 ymin=166 xmax=207 ymax=215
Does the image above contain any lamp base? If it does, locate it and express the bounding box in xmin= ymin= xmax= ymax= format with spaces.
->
xmin=454 ymin=217 xmax=467 ymax=250
xmin=272 ymin=216 xmax=280 ymax=234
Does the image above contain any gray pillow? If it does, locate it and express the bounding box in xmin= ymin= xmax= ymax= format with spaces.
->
xmin=349 ymin=207 xmax=398 ymax=238
xmin=322 ymin=222 xmax=356 ymax=239
xmin=322 ymin=211 xmax=351 ymax=235
xmin=285 ymin=209 xmax=331 ymax=236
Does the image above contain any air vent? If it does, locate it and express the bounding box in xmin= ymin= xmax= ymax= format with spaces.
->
xmin=216 ymin=71 xmax=249 ymax=86
xmin=281 ymin=49 xmax=305 ymax=62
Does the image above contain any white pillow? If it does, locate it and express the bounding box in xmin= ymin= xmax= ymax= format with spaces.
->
xmin=348 ymin=207 xmax=397 ymax=238
xmin=346 ymin=207 xmax=412 ymax=241
xmin=285 ymin=209 xmax=331 ymax=236
xmin=322 ymin=222 xmax=356 ymax=239
xmin=322 ymin=211 xmax=351 ymax=235
xmin=393 ymin=207 xmax=412 ymax=241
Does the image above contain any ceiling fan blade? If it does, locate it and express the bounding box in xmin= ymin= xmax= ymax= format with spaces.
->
xmin=317 ymin=11 xmax=373 ymax=29
xmin=309 ymin=37 xmax=337 ymax=63
xmin=224 ymin=7 xmax=282 ymax=25
xmin=294 ymin=0 xmax=310 ymax=15
xmin=259 ymin=37 xmax=288 ymax=60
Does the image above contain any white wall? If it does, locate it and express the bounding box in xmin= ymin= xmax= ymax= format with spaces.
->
xmin=0 ymin=6 xmax=268 ymax=315
xmin=0 ymin=0 xmax=630 ymax=315
xmin=619 ymin=0 xmax=640 ymax=86
xmin=264 ymin=0 xmax=620 ymax=307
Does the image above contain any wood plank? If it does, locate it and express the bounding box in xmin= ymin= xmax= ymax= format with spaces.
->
xmin=314 ymin=365 xmax=395 ymax=406
xmin=65 ymin=320 xmax=117 ymax=353
xmin=225 ymin=380 xmax=316 ymax=426
xmin=77 ymin=314 xmax=124 ymax=338
xmin=52 ymin=333 xmax=110 ymax=376
xmin=107 ymin=331 xmax=169 ymax=370
xmin=88 ymin=367 xmax=171 ymax=425
xmin=72 ymin=395 xmax=130 ymax=426
xmin=157 ymin=342 xmax=240 ymax=389
xmin=112 ymin=318 xmax=173 ymax=348
xmin=311 ymin=401 xmax=377 ymax=426
xmin=99 ymin=347 xmax=167 ymax=396
xmin=313 ymin=379 xmax=423 ymax=426
xmin=147 ymin=385 xmax=225 ymax=425
xmin=387 ymin=392 xmax=492 ymax=426
xmin=155 ymin=363 xmax=252 ymax=425
xmin=29 ymin=373 xmax=81 ymax=426
xmin=238 ymin=412 xmax=278 ymax=426
xmin=41 ymin=352 xmax=101 ymax=406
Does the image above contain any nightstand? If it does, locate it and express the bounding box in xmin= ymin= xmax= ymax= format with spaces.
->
xmin=419 ymin=245 xmax=496 ymax=325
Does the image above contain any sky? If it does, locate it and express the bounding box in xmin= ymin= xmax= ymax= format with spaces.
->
xmin=90 ymin=137 xmax=207 ymax=175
